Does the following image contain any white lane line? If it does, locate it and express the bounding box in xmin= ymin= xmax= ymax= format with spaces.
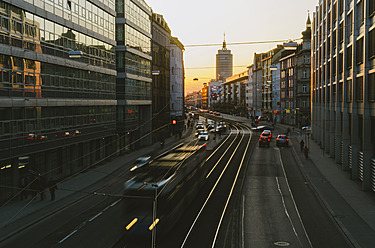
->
xmin=277 ymin=149 xmax=313 ymax=248
xmin=206 ymin=126 xmax=239 ymax=178
xmin=111 ymin=199 xmax=121 ymax=207
xmin=205 ymin=127 xmax=233 ymax=161
xmin=88 ymin=212 xmax=103 ymax=222
xmin=59 ymin=230 xmax=78 ymax=243
xmin=211 ymin=126 xmax=251 ymax=248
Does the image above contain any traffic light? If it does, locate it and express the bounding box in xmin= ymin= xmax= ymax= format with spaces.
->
xmin=172 ymin=119 xmax=177 ymax=125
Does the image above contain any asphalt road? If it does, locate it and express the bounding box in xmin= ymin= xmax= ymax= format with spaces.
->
xmin=1 ymin=117 xmax=353 ymax=248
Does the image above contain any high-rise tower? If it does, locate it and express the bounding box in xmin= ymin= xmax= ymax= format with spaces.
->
xmin=216 ymin=34 xmax=233 ymax=81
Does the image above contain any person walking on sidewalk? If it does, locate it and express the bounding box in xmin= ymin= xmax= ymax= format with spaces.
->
xmin=48 ymin=178 xmax=57 ymax=201
xmin=38 ymin=174 xmax=46 ymax=201
xmin=300 ymin=139 xmax=305 ymax=152
xmin=304 ymin=146 xmax=309 ymax=159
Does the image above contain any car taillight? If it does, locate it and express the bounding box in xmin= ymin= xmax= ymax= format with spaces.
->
xmin=268 ymin=139 xmax=270 ymax=141
xmin=268 ymin=135 xmax=271 ymax=137
xmin=287 ymin=139 xmax=289 ymax=141
xmin=259 ymin=138 xmax=261 ymax=141
xmin=277 ymin=138 xmax=279 ymax=141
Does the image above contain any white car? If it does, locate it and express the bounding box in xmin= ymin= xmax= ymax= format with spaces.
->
xmin=130 ymin=156 xmax=151 ymax=171
xmin=198 ymin=131 xmax=209 ymax=141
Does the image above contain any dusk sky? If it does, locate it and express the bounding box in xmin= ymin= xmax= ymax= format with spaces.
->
xmin=146 ymin=0 xmax=319 ymax=94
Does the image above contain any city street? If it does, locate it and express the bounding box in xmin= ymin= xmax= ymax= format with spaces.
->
xmin=0 ymin=115 xmax=354 ymax=248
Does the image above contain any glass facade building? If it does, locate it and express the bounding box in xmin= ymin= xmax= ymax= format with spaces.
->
xmin=115 ymin=0 xmax=152 ymax=148
xmin=0 ymin=0 xmax=117 ymax=201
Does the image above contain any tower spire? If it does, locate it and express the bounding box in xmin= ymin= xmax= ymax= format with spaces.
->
xmin=222 ymin=32 xmax=227 ymax=50
xmin=306 ymin=10 xmax=311 ymax=28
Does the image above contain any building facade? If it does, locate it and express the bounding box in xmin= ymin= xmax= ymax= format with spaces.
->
xmin=208 ymin=79 xmax=222 ymax=110
xmin=115 ymin=0 xmax=152 ymax=149
xmin=295 ymin=16 xmax=312 ymax=128
xmin=312 ymin=0 xmax=375 ymax=191
xmin=280 ymin=52 xmax=297 ymax=125
xmin=170 ymin=36 xmax=184 ymax=129
xmin=221 ymin=70 xmax=248 ymax=116
xmin=152 ymin=13 xmax=171 ymax=139
xmin=0 ymin=0 xmax=117 ymax=201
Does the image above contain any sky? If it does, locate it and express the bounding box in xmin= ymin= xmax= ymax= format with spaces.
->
xmin=146 ymin=0 xmax=319 ymax=94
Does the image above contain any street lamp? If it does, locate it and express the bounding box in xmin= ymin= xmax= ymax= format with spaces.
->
xmin=68 ymin=50 xmax=83 ymax=58
xmin=152 ymin=70 xmax=160 ymax=76
xmin=150 ymin=183 xmax=159 ymax=248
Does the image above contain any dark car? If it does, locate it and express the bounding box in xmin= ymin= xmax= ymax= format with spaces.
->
xmin=261 ymin=130 xmax=272 ymax=139
xmin=276 ymin=134 xmax=289 ymax=147
xmin=259 ymin=135 xmax=271 ymax=147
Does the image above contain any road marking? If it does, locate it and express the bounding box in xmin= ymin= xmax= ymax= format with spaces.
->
xmin=205 ymin=128 xmax=233 ymax=161
xmin=59 ymin=230 xmax=77 ymax=243
xmin=111 ymin=199 xmax=121 ymax=207
xmin=211 ymin=126 xmax=252 ymax=248
xmin=206 ymin=127 xmax=239 ymax=178
xmin=89 ymin=212 xmax=103 ymax=222
xmin=181 ymin=126 xmax=246 ymax=248
xmin=277 ymin=149 xmax=313 ymax=248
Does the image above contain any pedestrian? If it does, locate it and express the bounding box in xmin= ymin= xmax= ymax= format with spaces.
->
xmin=38 ymin=174 xmax=46 ymax=201
xmin=48 ymin=178 xmax=57 ymax=201
xmin=304 ymin=146 xmax=309 ymax=159
xmin=19 ymin=176 xmax=27 ymax=200
xmin=300 ymin=139 xmax=305 ymax=152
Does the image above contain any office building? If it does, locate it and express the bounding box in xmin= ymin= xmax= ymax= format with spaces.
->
xmin=216 ymin=35 xmax=233 ymax=81
xmin=312 ymin=0 xmax=375 ymax=190
xmin=115 ymin=0 xmax=152 ymax=149
xmin=0 ymin=0 xmax=117 ymax=201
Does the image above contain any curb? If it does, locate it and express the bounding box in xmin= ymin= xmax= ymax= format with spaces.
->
xmin=289 ymin=137 xmax=358 ymax=248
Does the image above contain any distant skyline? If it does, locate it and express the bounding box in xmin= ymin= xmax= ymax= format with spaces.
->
xmin=146 ymin=0 xmax=319 ymax=94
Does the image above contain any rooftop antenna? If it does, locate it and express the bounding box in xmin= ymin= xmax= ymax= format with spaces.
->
xmin=222 ymin=32 xmax=227 ymax=50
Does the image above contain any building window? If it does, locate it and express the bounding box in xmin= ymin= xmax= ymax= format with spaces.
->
xmin=338 ymin=52 xmax=343 ymax=74
xmin=347 ymin=12 xmax=353 ymax=37
xmin=356 ymin=37 xmax=363 ymax=64
xmin=346 ymin=45 xmax=352 ymax=69
xmin=356 ymin=76 xmax=363 ymax=102
xmin=371 ymin=0 xmax=375 ymax=17
xmin=369 ymin=28 xmax=375 ymax=59
xmin=369 ymin=73 xmax=375 ymax=102
xmin=339 ymin=22 xmax=344 ymax=44
xmin=347 ymin=79 xmax=352 ymax=102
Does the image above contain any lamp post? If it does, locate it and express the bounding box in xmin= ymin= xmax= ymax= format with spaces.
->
xmin=150 ymin=183 xmax=159 ymax=248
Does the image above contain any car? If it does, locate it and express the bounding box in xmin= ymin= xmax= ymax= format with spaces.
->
xmin=207 ymin=124 xmax=215 ymax=131
xmin=251 ymin=125 xmax=274 ymax=132
xmin=196 ymin=122 xmax=204 ymax=129
xmin=261 ymin=130 xmax=272 ymax=139
xmin=195 ymin=128 xmax=205 ymax=136
xmin=198 ymin=131 xmax=209 ymax=141
xmin=302 ymin=126 xmax=311 ymax=133
xmin=130 ymin=156 xmax=151 ymax=171
xmin=259 ymin=135 xmax=271 ymax=147
xmin=276 ymin=134 xmax=289 ymax=147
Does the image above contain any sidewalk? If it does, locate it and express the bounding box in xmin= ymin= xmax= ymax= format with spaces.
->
xmin=0 ymin=124 xmax=197 ymax=243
